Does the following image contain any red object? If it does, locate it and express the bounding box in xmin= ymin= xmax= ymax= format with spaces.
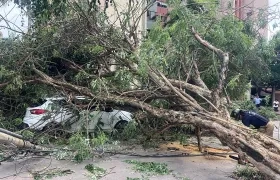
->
xmin=156 ymin=1 xmax=168 ymax=17
xmin=235 ymin=0 xmax=242 ymax=18
xmin=30 ymin=109 xmax=48 ymax=115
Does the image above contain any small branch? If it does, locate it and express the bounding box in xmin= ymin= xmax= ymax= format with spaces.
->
xmin=191 ymin=27 xmax=229 ymax=108
xmin=197 ymin=94 xmax=220 ymax=113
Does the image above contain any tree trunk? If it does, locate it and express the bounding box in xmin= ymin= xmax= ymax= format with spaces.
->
xmin=195 ymin=126 xmax=202 ymax=152
xmin=0 ymin=132 xmax=43 ymax=150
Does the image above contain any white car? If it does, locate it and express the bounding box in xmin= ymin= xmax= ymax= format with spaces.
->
xmin=22 ymin=96 xmax=133 ymax=132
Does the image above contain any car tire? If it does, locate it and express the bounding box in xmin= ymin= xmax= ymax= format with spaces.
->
xmin=18 ymin=122 xmax=29 ymax=130
xmin=114 ymin=120 xmax=128 ymax=133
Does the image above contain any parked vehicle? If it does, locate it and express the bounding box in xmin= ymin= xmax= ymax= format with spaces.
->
xmin=22 ymin=96 xmax=133 ymax=132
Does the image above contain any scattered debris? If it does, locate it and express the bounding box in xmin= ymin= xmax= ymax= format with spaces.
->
xmin=126 ymin=176 xmax=149 ymax=180
xmin=31 ymin=168 xmax=73 ymax=180
xmin=124 ymin=160 xmax=171 ymax=175
xmin=85 ymin=164 xmax=111 ymax=179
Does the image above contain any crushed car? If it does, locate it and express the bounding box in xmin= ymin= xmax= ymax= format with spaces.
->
xmin=21 ymin=96 xmax=133 ymax=133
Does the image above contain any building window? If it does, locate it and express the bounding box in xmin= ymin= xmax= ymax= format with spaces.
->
xmin=156 ymin=2 xmax=167 ymax=8
xmin=247 ymin=11 xmax=253 ymax=17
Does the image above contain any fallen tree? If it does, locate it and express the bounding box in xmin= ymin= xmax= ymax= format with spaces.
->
xmin=0 ymin=0 xmax=280 ymax=179
xmin=0 ymin=131 xmax=43 ymax=150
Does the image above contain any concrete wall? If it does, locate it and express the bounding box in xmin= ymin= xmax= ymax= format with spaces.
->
xmin=219 ymin=0 xmax=235 ymax=16
xmin=236 ymin=0 xmax=269 ymax=38
xmin=97 ymin=0 xmax=147 ymax=39
xmin=219 ymin=0 xmax=269 ymax=39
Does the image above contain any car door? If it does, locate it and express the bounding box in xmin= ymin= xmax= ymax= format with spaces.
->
xmin=47 ymin=99 xmax=73 ymax=124
xmin=98 ymin=110 xmax=113 ymax=130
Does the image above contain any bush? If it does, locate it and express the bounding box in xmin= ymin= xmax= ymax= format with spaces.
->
xmin=258 ymin=106 xmax=277 ymax=119
xmin=233 ymin=165 xmax=266 ymax=180
xmin=232 ymin=100 xmax=257 ymax=111
xmin=91 ymin=131 xmax=108 ymax=146
xmin=113 ymin=121 xmax=139 ymax=141
xmin=69 ymin=133 xmax=91 ymax=163
xmin=231 ymin=100 xmax=277 ymax=119
xmin=21 ymin=130 xmax=35 ymax=139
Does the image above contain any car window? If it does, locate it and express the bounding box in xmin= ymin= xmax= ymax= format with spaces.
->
xmin=30 ymin=99 xmax=47 ymax=107
xmin=71 ymin=99 xmax=98 ymax=110
xmin=47 ymin=100 xmax=66 ymax=111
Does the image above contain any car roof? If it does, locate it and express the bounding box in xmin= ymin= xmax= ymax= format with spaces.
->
xmin=45 ymin=96 xmax=88 ymax=101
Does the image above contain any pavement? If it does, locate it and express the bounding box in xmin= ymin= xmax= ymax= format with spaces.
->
xmin=0 ymin=153 xmax=237 ymax=180
xmin=1 ymin=121 xmax=279 ymax=180
xmin=273 ymin=120 xmax=280 ymax=140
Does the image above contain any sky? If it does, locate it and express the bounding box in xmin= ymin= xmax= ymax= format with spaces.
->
xmin=268 ymin=0 xmax=280 ymax=39
xmin=0 ymin=2 xmax=28 ymax=38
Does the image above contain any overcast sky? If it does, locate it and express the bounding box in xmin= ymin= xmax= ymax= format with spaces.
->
xmin=0 ymin=2 xmax=28 ymax=38
xmin=268 ymin=0 xmax=280 ymax=39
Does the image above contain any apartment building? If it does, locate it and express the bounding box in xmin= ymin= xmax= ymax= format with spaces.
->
xmin=97 ymin=0 xmax=148 ymax=38
xmin=235 ymin=0 xmax=269 ymax=38
xmin=147 ymin=0 xmax=169 ymax=30
xmin=96 ymin=0 xmax=170 ymax=34
xmin=220 ymin=0 xmax=269 ymax=38
xmin=146 ymin=0 xmax=269 ymax=38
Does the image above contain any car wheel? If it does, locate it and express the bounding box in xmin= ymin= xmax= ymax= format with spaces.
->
xmin=18 ymin=122 xmax=29 ymax=130
xmin=114 ymin=120 xmax=128 ymax=133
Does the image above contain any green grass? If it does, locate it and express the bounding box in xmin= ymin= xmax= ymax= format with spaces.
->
xmin=124 ymin=160 xmax=171 ymax=175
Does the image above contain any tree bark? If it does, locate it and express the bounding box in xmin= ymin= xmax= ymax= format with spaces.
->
xmin=195 ymin=126 xmax=202 ymax=152
xmin=0 ymin=132 xmax=43 ymax=150
xmin=191 ymin=61 xmax=209 ymax=90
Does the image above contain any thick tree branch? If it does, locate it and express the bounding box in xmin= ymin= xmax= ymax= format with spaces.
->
xmin=158 ymin=71 xmax=206 ymax=112
xmin=191 ymin=27 xmax=229 ymax=110
xmin=191 ymin=61 xmax=209 ymax=90
xmin=191 ymin=27 xmax=224 ymax=57
xmin=169 ymin=79 xmax=212 ymax=98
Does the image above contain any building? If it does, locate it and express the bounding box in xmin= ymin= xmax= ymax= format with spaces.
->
xmin=97 ymin=0 xmax=170 ymax=34
xmin=235 ymin=0 xmax=269 ymax=38
xmin=147 ymin=0 xmax=169 ymax=30
xmin=220 ymin=0 xmax=269 ymax=38
xmin=97 ymin=0 xmax=147 ymax=39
